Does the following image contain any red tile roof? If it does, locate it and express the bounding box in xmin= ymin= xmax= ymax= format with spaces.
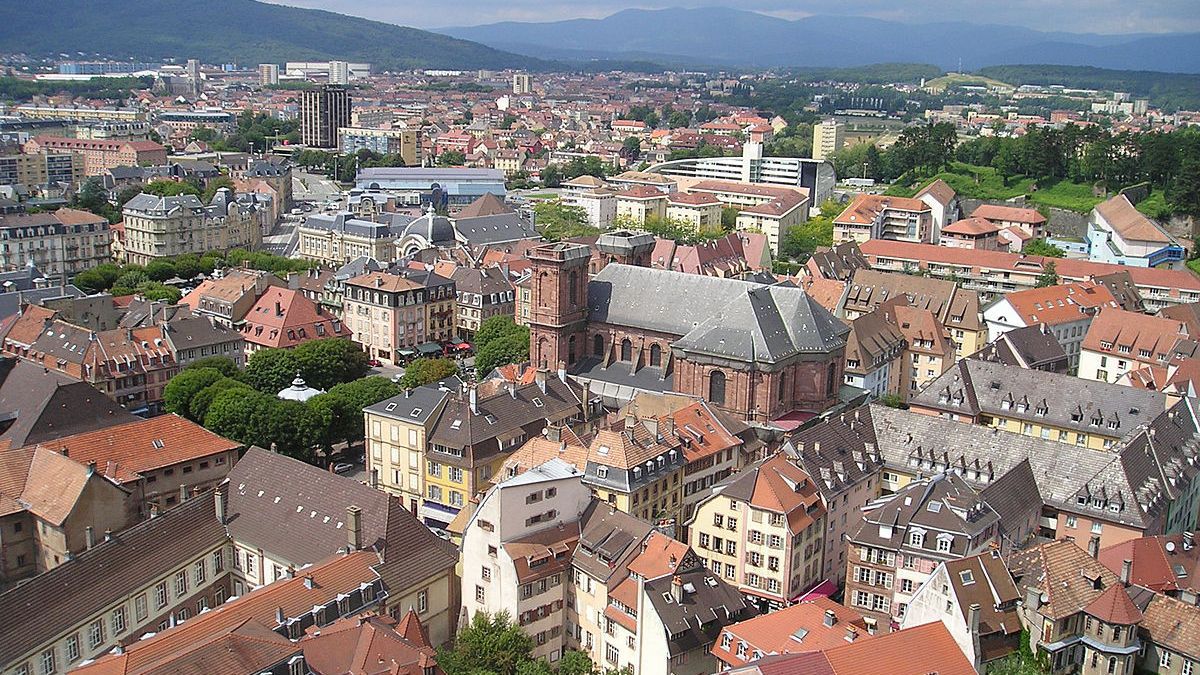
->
xmin=834 ymin=194 xmax=929 ymax=226
xmin=241 ymin=287 xmax=349 ymax=349
xmin=941 ymin=217 xmax=1001 ymax=236
xmin=711 ymin=597 xmax=870 ymax=666
xmin=29 ymin=414 xmax=239 ymax=483
xmin=1083 ymin=583 xmax=1143 ymax=625
xmin=971 ymin=204 xmax=1047 ymax=225
xmin=1000 ymin=282 xmax=1118 ymax=326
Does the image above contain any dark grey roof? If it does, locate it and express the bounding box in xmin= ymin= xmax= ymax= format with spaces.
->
xmin=642 ymin=566 xmax=754 ymax=656
xmin=163 ymin=316 xmax=244 ymax=350
xmin=807 ymin=241 xmax=870 ymax=281
xmin=453 ymin=213 xmax=538 ymax=246
xmin=588 ymin=264 xmax=848 ymax=365
xmin=0 ymin=285 xmax=83 ymax=321
xmin=573 ymin=500 xmax=652 ymax=583
xmin=303 ymin=212 xmax=395 ymax=240
xmin=245 ymin=159 xmax=290 ymax=177
xmin=364 ymin=387 xmax=449 ymax=426
xmin=333 ymin=257 xmax=386 ymax=282
xmin=123 ymin=192 xmax=205 ymax=213
xmin=451 ymin=266 xmax=513 ymax=296
xmin=849 ymin=472 xmax=1000 ymax=559
xmin=0 ymin=493 xmax=227 ymax=667
xmin=0 ymin=357 xmax=139 ymax=447
xmin=428 ymin=376 xmax=581 ymax=455
xmin=400 ymin=212 xmax=456 ymax=246
xmin=978 ymin=458 xmax=1043 ymax=548
xmin=224 ymin=447 xmax=457 ymax=585
xmin=910 ymin=359 xmax=1167 ymax=438
xmin=569 ymin=356 xmax=671 ymax=408
xmin=971 ymin=326 xmax=1069 ymax=372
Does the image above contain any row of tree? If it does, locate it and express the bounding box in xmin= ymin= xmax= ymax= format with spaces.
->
xmin=74 ymin=248 xmax=316 ymax=298
xmin=292 ymin=148 xmax=408 ymax=183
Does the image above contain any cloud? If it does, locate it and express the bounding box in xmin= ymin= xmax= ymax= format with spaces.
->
xmin=263 ymin=0 xmax=1200 ymax=34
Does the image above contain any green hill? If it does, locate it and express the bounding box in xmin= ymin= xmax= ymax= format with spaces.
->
xmin=0 ymin=0 xmax=548 ymax=71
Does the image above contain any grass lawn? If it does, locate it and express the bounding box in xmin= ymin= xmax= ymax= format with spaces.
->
xmin=1135 ymin=191 xmax=1173 ymax=220
xmin=888 ymin=163 xmax=1104 ymax=214
xmin=922 ymin=73 xmax=1013 ymax=93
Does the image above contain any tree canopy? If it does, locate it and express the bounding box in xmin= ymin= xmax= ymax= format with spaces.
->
xmin=474 ymin=317 xmax=530 ymax=376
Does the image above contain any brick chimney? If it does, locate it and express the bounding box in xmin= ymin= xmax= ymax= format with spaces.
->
xmin=347 ymin=505 xmax=362 ymax=551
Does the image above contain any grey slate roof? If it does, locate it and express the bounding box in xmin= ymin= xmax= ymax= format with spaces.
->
xmin=850 ymin=472 xmax=999 ymax=560
xmin=123 ymin=192 xmax=205 ymax=213
xmin=428 ymin=376 xmax=582 ymax=455
xmin=588 ymin=264 xmax=848 ymax=365
xmin=453 ymin=213 xmax=538 ymax=247
xmin=971 ymin=325 xmax=1069 ymax=372
xmin=0 ymin=357 xmax=139 ymax=447
xmin=304 ymin=212 xmax=396 ymax=240
xmin=573 ymin=500 xmax=653 ymax=584
xmin=0 ymin=493 xmax=227 ymax=667
xmin=910 ymin=358 xmax=1167 ymax=438
xmin=642 ymin=566 xmax=755 ymax=656
xmin=364 ymin=386 xmax=450 ymax=426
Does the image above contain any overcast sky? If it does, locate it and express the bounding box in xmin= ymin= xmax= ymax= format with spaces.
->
xmin=264 ymin=0 xmax=1199 ymax=33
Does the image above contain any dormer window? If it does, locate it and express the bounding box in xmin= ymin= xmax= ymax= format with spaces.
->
xmin=909 ymin=531 xmax=925 ymax=547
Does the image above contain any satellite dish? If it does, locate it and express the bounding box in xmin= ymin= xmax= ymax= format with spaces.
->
xmin=1167 ymin=541 xmax=1177 ymax=553
xmin=1039 ymin=592 xmax=1049 ymax=605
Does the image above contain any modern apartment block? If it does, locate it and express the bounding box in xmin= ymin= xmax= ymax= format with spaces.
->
xmin=0 ymin=151 xmax=84 ymax=188
xmin=300 ymin=85 xmax=351 ymax=149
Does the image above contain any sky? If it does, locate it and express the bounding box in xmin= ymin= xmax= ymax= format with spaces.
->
xmin=263 ymin=0 xmax=1200 ymax=34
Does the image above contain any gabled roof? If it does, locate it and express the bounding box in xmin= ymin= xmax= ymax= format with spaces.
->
xmin=1095 ymin=194 xmax=1172 ymax=244
xmin=1008 ymin=539 xmax=1122 ymax=620
xmin=301 ymin=613 xmax=437 ymax=675
xmin=914 ymin=178 xmax=956 ymax=207
xmin=455 ymin=192 xmax=513 ymax=219
xmin=30 ymin=414 xmax=239 ymax=484
xmin=712 ymin=597 xmax=869 ymax=665
xmin=703 ymin=455 xmax=825 ymax=535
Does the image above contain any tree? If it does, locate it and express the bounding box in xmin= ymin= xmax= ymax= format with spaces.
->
xmin=189 ymin=377 xmax=253 ymax=422
xmin=291 ymin=338 xmax=370 ymax=391
xmin=142 ymin=179 xmax=202 ymax=197
xmin=1036 ymin=261 xmax=1060 ymax=288
xmin=533 ymin=201 xmax=599 ymax=242
xmin=437 ymin=150 xmax=466 ymax=166
xmin=878 ymin=393 xmax=908 ymax=409
xmin=163 ymin=367 xmax=223 ymax=418
xmin=721 ymin=205 xmax=739 ymax=231
xmin=557 ymin=651 xmax=596 ymax=675
xmin=400 ymin=358 xmax=458 ymax=389
xmin=184 ymin=356 xmax=240 ymax=377
xmin=621 ymin=136 xmax=642 ymax=160
xmin=1024 ymin=239 xmax=1065 ymax=258
xmin=540 ymin=163 xmax=562 ymax=188
xmin=475 ymin=333 xmax=530 ymax=376
xmin=475 ymin=316 xmax=524 ymax=351
xmin=323 ymin=377 xmax=404 ymax=445
xmin=202 ymin=176 xmax=236 ymax=202
xmin=138 ymin=282 xmax=182 ymax=303
xmin=243 ymin=347 xmax=300 ymax=394
xmin=74 ymin=263 xmax=121 ymax=293
xmin=144 ymin=260 xmax=177 ymax=282
xmin=438 ymin=612 xmax=534 ymax=675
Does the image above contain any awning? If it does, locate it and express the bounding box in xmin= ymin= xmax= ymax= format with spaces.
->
xmin=417 ymin=342 xmax=442 ymax=355
xmin=398 ymin=349 xmax=416 ymax=357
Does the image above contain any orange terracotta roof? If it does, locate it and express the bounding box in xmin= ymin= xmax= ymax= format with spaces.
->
xmin=346 ymin=271 xmax=425 ymax=293
xmin=29 ymin=414 xmax=239 ymax=483
xmin=1001 ymin=282 xmax=1118 ymax=326
xmin=971 ymin=204 xmax=1046 ymax=225
xmin=821 ymin=621 xmax=976 ymax=675
xmin=1095 ymin=194 xmax=1171 ymax=243
xmin=834 ymin=194 xmax=929 ymax=226
xmin=941 ymin=216 xmax=1001 ymax=236
xmin=711 ymin=597 xmax=869 ymax=666
xmin=1081 ymin=308 xmax=1187 ymax=358
xmin=1083 ymin=583 xmax=1143 ymax=625
xmin=241 ymin=287 xmax=349 ymax=349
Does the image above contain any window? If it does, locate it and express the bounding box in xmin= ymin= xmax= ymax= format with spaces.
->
xmin=709 ymin=370 xmax=726 ymax=405
xmin=699 ymin=533 xmax=711 ymax=548
xmin=111 ymin=607 xmax=126 ymax=635
xmin=1092 ymin=522 xmax=1103 ymax=534
xmin=212 ymin=549 xmax=224 ymax=573
xmin=621 ymin=339 xmax=632 ymax=362
xmin=713 ymin=514 xmax=724 ymax=527
xmin=88 ymin=618 xmax=104 ymax=648
xmin=1183 ymin=660 xmax=1194 ymax=675
xmin=482 ymin=566 xmax=492 ymax=581
xmin=135 ymin=594 xmax=148 ymax=622
xmin=593 ymin=334 xmax=604 ymax=357
xmin=475 ymin=585 xmax=486 ymax=603
xmin=40 ymin=649 xmax=54 ymax=675
xmin=418 ymin=589 xmax=429 ymax=613
xmin=909 ymin=531 xmax=924 ymax=547
xmin=726 ymin=540 xmax=737 ymax=555
xmin=155 ymin=581 xmax=168 ymax=609
xmin=937 ymin=537 xmax=952 ymax=553
xmin=175 ymin=570 xmax=188 ymax=596
xmin=1066 ymin=516 xmax=1077 ymax=528
xmin=65 ymin=635 xmax=79 ymax=663
xmin=901 ymin=578 xmax=914 ymax=593
xmin=649 ymin=343 xmax=662 ymax=367
xmin=194 ymin=559 xmax=206 ymax=585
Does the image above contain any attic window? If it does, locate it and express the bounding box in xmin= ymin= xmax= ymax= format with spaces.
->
xmin=151 ymin=439 xmax=165 ymax=449
xmin=411 ymin=408 xmax=422 ymax=417
xmin=959 ymin=570 xmax=975 ymax=585
xmin=532 ymin=397 xmax=543 ymax=408
xmin=385 ymin=403 xmax=397 ymax=411
xmin=927 ymin=502 xmax=942 ymax=513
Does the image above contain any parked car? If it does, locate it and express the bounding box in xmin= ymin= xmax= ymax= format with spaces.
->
xmin=333 ymin=462 xmax=354 ymax=474
xmin=367 ymin=359 xmax=382 ymax=367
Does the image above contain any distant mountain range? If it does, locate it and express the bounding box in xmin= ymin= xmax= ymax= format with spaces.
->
xmin=0 ymin=0 xmax=546 ymax=71
xmin=439 ymin=7 xmax=1200 ymax=73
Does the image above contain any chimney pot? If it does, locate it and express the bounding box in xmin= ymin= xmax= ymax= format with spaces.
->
xmin=347 ymin=505 xmax=363 ymax=551
xmin=823 ymin=609 xmax=836 ymax=627
xmin=85 ymin=526 xmax=95 ymax=549
xmin=214 ymin=487 xmax=226 ymax=524
xmin=276 ymin=607 xmax=286 ymax=624
xmin=1088 ymin=535 xmax=1101 ymax=559
xmin=844 ymin=626 xmax=858 ymax=642
xmin=1121 ymin=559 xmax=1132 ymax=586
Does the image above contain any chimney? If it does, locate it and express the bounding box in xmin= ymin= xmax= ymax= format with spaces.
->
xmin=968 ymin=603 xmax=982 ymax=672
xmin=179 ymin=484 xmax=188 ymax=503
xmin=1185 ymin=532 xmax=1195 ymax=551
xmin=535 ymin=368 xmax=547 ymax=393
xmin=275 ymin=607 xmax=286 ymax=625
xmin=304 ymin=575 xmax=314 ymax=590
xmin=557 ymin=360 xmax=567 ymax=384
xmin=214 ymin=487 xmax=226 ymax=524
xmin=370 ymin=468 xmax=379 ymax=489
xmin=85 ymin=526 xmax=95 ymax=550
xmin=468 ymin=382 xmax=478 ymax=414
xmin=671 ymin=576 xmax=684 ymax=603
xmin=1121 ymin=559 xmax=1132 ymax=586
xmin=275 ymin=300 xmax=282 ymax=316
xmin=1088 ymin=535 xmax=1101 ymax=559
xmin=104 ymin=528 xmax=112 ymax=542
xmin=546 ymin=424 xmax=561 ymax=442
xmin=1024 ymin=586 xmax=1041 ymax=609
xmin=150 ymin=503 xmax=160 ymax=518
xmin=823 ymin=609 xmax=837 ymax=627
xmin=86 ymin=460 xmax=95 ymax=475
xmin=347 ymin=505 xmax=362 ymax=551
xmin=844 ymin=626 xmax=858 ymax=642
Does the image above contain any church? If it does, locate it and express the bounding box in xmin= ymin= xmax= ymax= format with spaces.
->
xmin=527 ymin=232 xmax=850 ymax=424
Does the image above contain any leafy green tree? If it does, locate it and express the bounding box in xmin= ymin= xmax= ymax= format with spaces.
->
xmin=173 ymin=255 xmax=205 ymax=280
xmin=438 ymin=612 xmax=534 ymax=675
xmin=557 ymin=651 xmax=596 ymax=675
xmin=540 ymin=163 xmax=562 ymax=188
xmin=437 ymin=150 xmax=466 ymax=166
xmin=721 ymin=205 xmax=739 ymax=231
xmin=878 ymin=393 xmax=908 ymax=409
xmin=137 ymin=282 xmax=182 ymax=303
xmin=142 ymin=179 xmax=202 ymax=197
xmin=292 ymin=338 xmax=370 ymax=391
xmin=400 ymin=358 xmax=458 ymax=389
xmin=163 ymin=367 xmax=223 ymax=418
xmin=621 ymin=136 xmax=642 ymax=160
xmin=324 ymin=377 xmax=403 ymax=445
xmin=185 ymin=356 xmax=240 ymax=377
xmin=144 ymin=260 xmax=177 ymax=282
xmin=189 ymin=377 xmax=253 ymax=422
xmin=475 ymin=333 xmax=530 ymax=376
xmin=202 ymin=176 xmax=236 ymax=202
xmin=1024 ymin=239 xmax=1065 ymax=258
xmin=475 ymin=316 xmax=523 ymax=351
xmin=71 ymin=178 xmax=119 ymax=223
xmin=533 ymin=201 xmax=599 ymax=242
xmin=1036 ymin=261 xmax=1060 ymax=288
xmin=74 ymin=263 xmax=121 ymax=293
xmin=243 ymin=347 xmax=300 ymax=394
xmin=203 ymin=387 xmax=278 ymax=448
